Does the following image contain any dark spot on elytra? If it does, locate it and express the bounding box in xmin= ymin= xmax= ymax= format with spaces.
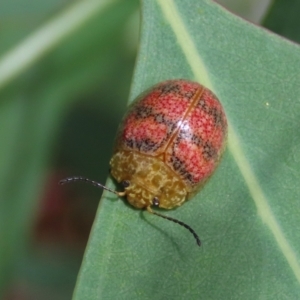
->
xmin=197 ymin=96 xmax=227 ymax=130
xmin=159 ymin=82 xmax=181 ymax=95
xmin=134 ymin=105 xmax=153 ymax=119
xmin=134 ymin=106 xmax=176 ymax=131
xmin=159 ymin=82 xmax=197 ymax=100
xmin=191 ymin=135 xmax=204 ymax=147
xmin=125 ymin=137 xmax=163 ymax=153
xmin=185 ymin=173 xmax=194 ymax=183
xmin=210 ymin=107 xmax=226 ymax=128
xmin=198 ymin=99 xmax=210 ymax=113
xmin=171 ymin=156 xmax=182 ymax=171
xmin=184 ymin=90 xmax=195 ymax=99
xmin=202 ymin=141 xmax=217 ymax=160
xmin=170 ymin=156 xmax=197 ymax=185
xmin=154 ymin=113 xmax=166 ymax=124
xmin=125 ymin=139 xmax=134 ymax=148
xmin=141 ymin=138 xmax=158 ymax=151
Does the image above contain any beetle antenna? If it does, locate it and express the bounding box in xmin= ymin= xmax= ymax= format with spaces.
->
xmin=60 ymin=177 xmax=200 ymax=246
xmin=59 ymin=176 xmax=126 ymax=197
xmin=147 ymin=207 xmax=201 ymax=247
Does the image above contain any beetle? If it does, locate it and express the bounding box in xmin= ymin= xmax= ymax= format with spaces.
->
xmin=60 ymin=79 xmax=228 ymax=246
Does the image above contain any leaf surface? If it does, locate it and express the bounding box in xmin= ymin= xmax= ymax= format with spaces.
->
xmin=73 ymin=0 xmax=300 ymax=299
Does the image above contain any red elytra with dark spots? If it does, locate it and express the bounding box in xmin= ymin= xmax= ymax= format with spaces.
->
xmin=60 ymin=79 xmax=227 ymax=246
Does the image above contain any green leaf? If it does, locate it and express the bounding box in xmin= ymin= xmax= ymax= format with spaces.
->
xmin=0 ymin=0 xmax=137 ymax=296
xmin=74 ymin=0 xmax=300 ymax=299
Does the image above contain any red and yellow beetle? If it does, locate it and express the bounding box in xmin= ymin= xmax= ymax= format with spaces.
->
xmin=60 ymin=79 xmax=228 ymax=246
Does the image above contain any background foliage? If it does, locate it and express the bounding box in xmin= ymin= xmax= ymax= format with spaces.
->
xmin=0 ymin=0 xmax=299 ymax=299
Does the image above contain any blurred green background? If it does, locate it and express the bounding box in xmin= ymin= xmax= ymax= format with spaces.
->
xmin=0 ymin=0 xmax=299 ymax=299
